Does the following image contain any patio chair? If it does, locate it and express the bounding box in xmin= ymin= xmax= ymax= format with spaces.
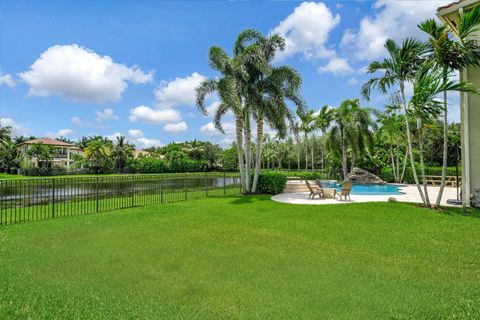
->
xmin=305 ymin=180 xmax=323 ymax=199
xmin=336 ymin=181 xmax=353 ymax=201
xmin=315 ymin=179 xmax=324 ymax=188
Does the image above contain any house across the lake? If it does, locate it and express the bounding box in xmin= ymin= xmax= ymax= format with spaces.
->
xmin=17 ymin=137 xmax=82 ymax=170
xmin=438 ymin=0 xmax=480 ymax=206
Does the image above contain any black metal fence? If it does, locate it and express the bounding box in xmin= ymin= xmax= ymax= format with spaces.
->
xmin=0 ymin=172 xmax=241 ymax=225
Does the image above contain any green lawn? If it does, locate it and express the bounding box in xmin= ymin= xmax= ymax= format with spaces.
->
xmin=1 ymin=196 xmax=479 ymax=319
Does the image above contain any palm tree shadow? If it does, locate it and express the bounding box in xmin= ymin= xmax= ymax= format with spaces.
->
xmin=436 ymin=206 xmax=480 ymax=219
xmin=228 ymin=195 xmax=272 ymax=205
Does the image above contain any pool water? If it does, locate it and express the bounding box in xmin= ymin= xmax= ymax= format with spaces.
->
xmin=320 ymin=181 xmax=405 ymax=195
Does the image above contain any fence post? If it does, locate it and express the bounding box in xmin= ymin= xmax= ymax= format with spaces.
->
xmin=160 ymin=175 xmax=164 ymax=203
xmin=131 ymin=175 xmax=135 ymax=207
xmin=96 ymin=177 xmax=99 ymax=213
xmin=184 ymin=173 xmax=188 ymax=201
xmin=51 ymin=178 xmax=55 ymax=218
xmin=224 ymin=171 xmax=226 ymax=195
xmin=205 ymin=171 xmax=208 ymax=197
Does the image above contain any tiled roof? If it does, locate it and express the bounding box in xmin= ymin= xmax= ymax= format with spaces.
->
xmin=20 ymin=137 xmax=78 ymax=148
xmin=437 ymin=0 xmax=466 ymax=12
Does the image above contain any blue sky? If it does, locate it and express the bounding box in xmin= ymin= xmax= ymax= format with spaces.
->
xmin=0 ymin=0 xmax=454 ymax=148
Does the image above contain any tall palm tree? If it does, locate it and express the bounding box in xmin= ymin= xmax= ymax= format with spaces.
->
xmin=409 ymin=61 xmax=477 ymax=207
xmin=362 ymin=38 xmax=427 ymax=203
xmin=419 ymin=7 xmax=480 ymax=206
xmin=196 ymin=46 xmax=246 ymax=189
xmin=377 ymin=108 xmax=408 ymax=183
xmin=296 ymin=109 xmax=317 ymax=170
xmin=326 ymin=99 xmax=374 ymax=181
xmin=315 ymin=105 xmax=333 ymax=172
xmin=233 ymin=30 xmax=304 ymax=192
xmin=111 ymin=136 xmax=134 ymax=172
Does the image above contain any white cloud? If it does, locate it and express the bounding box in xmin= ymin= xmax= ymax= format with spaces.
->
xmin=199 ymin=121 xmax=235 ymax=136
xmin=128 ymin=129 xmax=144 ymax=139
xmin=0 ymin=117 xmax=30 ymax=137
xmin=105 ymin=132 xmax=123 ymax=141
xmin=136 ymin=137 xmax=163 ymax=148
xmin=163 ymin=121 xmax=188 ymax=133
xmin=71 ymin=116 xmax=84 ymax=127
xmin=95 ymin=108 xmax=119 ymax=121
xmin=18 ymin=44 xmax=153 ymax=103
xmin=155 ymin=72 xmax=205 ymax=108
xmin=205 ymin=101 xmax=234 ymax=118
xmin=318 ymin=57 xmax=354 ymax=75
xmin=341 ymin=0 xmax=450 ymax=60
xmin=0 ymin=73 xmax=15 ymax=88
xmin=272 ymin=2 xmax=340 ymax=61
xmin=45 ymin=128 xmax=74 ymax=138
xmin=348 ymin=77 xmax=359 ymax=85
xmin=129 ymin=105 xmax=181 ymax=123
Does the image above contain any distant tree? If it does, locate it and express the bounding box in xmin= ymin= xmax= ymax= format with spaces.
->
xmin=111 ymin=136 xmax=134 ymax=172
xmin=26 ymin=142 xmax=56 ymax=167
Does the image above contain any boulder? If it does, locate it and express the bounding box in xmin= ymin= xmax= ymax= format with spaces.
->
xmin=347 ymin=167 xmax=385 ymax=185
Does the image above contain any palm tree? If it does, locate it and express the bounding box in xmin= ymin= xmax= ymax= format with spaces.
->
xmin=196 ymin=46 xmax=246 ymax=190
xmin=111 ymin=136 xmax=134 ymax=173
xmin=377 ymin=108 xmax=408 ymax=183
xmin=327 ymin=99 xmax=374 ymax=181
xmin=362 ymin=38 xmax=428 ymax=203
xmin=408 ymin=61 xmax=477 ymax=207
xmin=182 ymin=140 xmax=205 ymax=161
xmin=296 ymin=109 xmax=317 ymax=171
xmin=419 ymin=8 xmax=480 ymax=206
xmin=315 ymin=105 xmax=333 ymax=172
xmin=0 ymin=125 xmax=11 ymax=148
xmin=84 ymin=138 xmax=111 ymax=173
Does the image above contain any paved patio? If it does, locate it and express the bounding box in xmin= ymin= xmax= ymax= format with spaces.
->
xmin=272 ymin=184 xmax=460 ymax=206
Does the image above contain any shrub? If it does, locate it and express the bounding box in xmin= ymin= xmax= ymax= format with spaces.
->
xmin=255 ymin=172 xmax=287 ymax=195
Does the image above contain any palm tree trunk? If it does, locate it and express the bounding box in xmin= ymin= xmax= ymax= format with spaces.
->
xmin=341 ymin=127 xmax=348 ymax=181
xmin=235 ymin=116 xmax=245 ymax=193
xmin=390 ymin=148 xmax=398 ymax=182
xmin=244 ymin=109 xmax=252 ymax=193
xmin=400 ymin=149 xmax=408 ymax=183
xmin=400 ymin=83 xmax=426 ymax=204
xmin=395 ymin=146 xmax=400 ymax=183
xmin=311 ymin=143 xmax=314 ymax=172
xmin=417 ymin=118 xmax=431 ymax=207
xmin=436 ymin=71 xmax=449 ymax=207
xmin=304 ymin=133 xmax=308 ymax=170
xmin=252 ymin=116 xmax=263 ymax=193
xmin=297 ymin=147 xmax=300 ymax=170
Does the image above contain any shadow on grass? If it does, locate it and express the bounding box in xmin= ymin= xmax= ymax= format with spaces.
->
xmin=437 ymin=206 xmax=480 ymax=219
xmin=226 ymin=194 xmax=272 ymax=205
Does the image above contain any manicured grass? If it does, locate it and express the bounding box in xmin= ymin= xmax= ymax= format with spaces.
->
xmin=1 ymin=196 xmax=479 ymax=319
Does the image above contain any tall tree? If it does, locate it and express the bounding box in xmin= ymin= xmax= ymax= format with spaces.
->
xmin=197 ymin=45 xmax=246 ymax=190
xmin=362 ymin=38 xmax=427 ymax=203
xmin=296 ymin=109 xmax=317 ymax=171
xmin=419 ymin=7 xmax=480 ymax=206
xmin=326 ymin=99 xmax=374 ymax=181
xmin=111 ymin=136 xmax=134 ymax=172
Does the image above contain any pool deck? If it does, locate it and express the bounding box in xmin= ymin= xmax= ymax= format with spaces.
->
xmin=272 ymin=184 xmax=460 ymax=206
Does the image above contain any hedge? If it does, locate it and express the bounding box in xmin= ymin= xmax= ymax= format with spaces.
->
xmin=255 ymin=172 xmax=288 ymax=195
xmin=379 ymin=166 xmax=461 ymax=184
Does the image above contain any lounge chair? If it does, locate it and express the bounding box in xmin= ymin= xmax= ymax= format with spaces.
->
xmin=336 ymin=181 xmax=353 ymax=201
xmin=306 ymin=180 xmax=323 ymax=199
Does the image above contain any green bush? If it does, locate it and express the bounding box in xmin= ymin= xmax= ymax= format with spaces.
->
xmin=255 ymin=172 xmax=287 ymax=195
xmin=379 ymin=166 xmax=461 ymax=183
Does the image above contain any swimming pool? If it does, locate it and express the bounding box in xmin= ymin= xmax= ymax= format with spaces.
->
xmin=320 ymin=181 xmax=405 ymax=195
